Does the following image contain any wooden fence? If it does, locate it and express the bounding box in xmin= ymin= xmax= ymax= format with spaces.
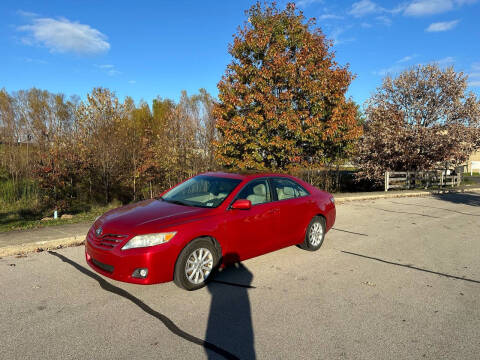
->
xmin=384 ymin=171 xmax=461 ymax=191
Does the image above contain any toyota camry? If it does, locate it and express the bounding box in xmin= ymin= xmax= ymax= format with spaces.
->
xmin=85 ymin=172 xmax=336 ymax=290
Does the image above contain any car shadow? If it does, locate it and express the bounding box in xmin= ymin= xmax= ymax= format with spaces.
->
xmin=206 ymin=253 xmax=256 ymax=359
xmin=47 ymin=250 xmax=239 ymax=359
xmin=342 ymin=250 xmax=480 ymax=284
xmin=389 ymin=192 xmax=480 ymax=216
xmin=432 ymin=192 xmax=480 ymax=207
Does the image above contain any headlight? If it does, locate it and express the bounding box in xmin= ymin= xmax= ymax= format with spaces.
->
xmin=121 ymin=232 xmax=177 ymax=250
xmin=330 ymin=196 xmax=335 ymax=204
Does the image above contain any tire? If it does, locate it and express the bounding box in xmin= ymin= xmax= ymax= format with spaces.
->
xmin=299 ymin=216 xmax=326 ymax=251
xmin=173 ymin=237 xmax=219 ymax=291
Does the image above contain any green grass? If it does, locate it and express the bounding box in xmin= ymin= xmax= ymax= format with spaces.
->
xmin=0 ymin=177 xmax=122 ymax=232
xmin=0 ymin=201 xmax=121 ymax=233
xmin=462 ymin=174 xmax=480 ymax=185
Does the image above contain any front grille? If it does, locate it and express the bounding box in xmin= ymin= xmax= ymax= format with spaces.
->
xmin=91 ymin=258 xmax=114 ymax=273
xmin=87 ymin=227 xmax=128 ymax=250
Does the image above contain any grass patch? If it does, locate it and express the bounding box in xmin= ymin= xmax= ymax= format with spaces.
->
xmin=462 ymin=174 xmax=480 ymax=185
xmin=0 ymin=201 xmax=121 ymax=233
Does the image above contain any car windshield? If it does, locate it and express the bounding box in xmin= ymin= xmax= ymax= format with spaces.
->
xmin=161 ymin=175 xmax=242 ymax=208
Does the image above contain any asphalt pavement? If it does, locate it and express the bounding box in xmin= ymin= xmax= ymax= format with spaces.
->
xmin=1 ymin=192 xmax=479 ymax=359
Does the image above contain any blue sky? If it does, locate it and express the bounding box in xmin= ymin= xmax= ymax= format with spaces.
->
xmin=1 ymin=0 xmax=479 ymax=107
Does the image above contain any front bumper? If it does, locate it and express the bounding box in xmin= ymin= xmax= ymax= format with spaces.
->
xmin=85 ymin=237 xmax=178 ymax=285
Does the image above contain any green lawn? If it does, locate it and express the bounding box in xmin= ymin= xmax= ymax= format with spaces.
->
xmin=462 ymin=174 xmax=480 ymax=185
xmin=0 ymin=201 xmax=120 ymax=233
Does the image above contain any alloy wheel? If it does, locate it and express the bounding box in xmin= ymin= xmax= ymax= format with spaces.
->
xmin=309 ymin=222 xmax=324 ymax=246
xmin=185 ymin=248 xmax=214 ymax=284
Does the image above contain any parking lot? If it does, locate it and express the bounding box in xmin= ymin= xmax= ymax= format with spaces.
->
xmin=1 ymin=192 xmax=479 ymax=359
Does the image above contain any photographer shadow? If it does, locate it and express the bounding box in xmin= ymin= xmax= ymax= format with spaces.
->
xmin=205 ymin=253 xmax=256 ymax=360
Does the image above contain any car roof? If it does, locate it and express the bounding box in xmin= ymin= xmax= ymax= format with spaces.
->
xmin=201 ymin=171 xmax=294 ymax=181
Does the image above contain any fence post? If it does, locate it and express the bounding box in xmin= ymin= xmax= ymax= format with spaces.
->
xmin=385 ymin=171 xmax=389 ymax=192
xmin=440 ymin=172 xmax=444 ymax=187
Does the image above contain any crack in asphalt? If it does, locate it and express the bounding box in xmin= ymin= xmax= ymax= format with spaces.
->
xmin=341 ymin=250 xmax=480 ymax=284
xmin=389 ymin=201 xmax=480 ymax=217
xmin=331 ymin=228 xmax=368 ymax=237
xmin=368 ymin=207 xmax=441 ymax=218
xmin=48 ymin=251 xmax=239 ymax=360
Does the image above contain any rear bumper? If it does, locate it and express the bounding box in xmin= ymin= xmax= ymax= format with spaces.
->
xmin=85 ymin=239 xmax=178 ymax=285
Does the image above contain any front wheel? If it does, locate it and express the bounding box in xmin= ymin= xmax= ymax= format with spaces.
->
xmin=299 ymin=216 xmax=326 ymax=251
xmin=174 ymin=238 xmax=219 ymax=291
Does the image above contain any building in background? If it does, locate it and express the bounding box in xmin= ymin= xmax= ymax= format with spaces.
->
xmin=465 ymin=150 xmax=480 ymax=174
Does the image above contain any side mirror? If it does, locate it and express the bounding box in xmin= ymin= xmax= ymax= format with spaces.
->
xmin=231 ymin=199 xmax=251 ymax=210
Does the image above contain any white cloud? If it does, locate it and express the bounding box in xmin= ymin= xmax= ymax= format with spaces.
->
xmin=376 ymin=15 xmax=392 ymax=25
xmin=404 ymin=0 xmax=454 ymax=16
xmin=348 ymin=0 xmax=383 ymax=17
xmin=17 ymin=10 xmax=39 ymax=17
xmin=18 ymin=17 xmax=110 ymax=55
xmin=329 ymin=25 xmax=355 ymax=45
xmin=95 ymin=64 xmax=121 ymax=76
xmin=467 ymin=62 xmax=480 ymax=87
xmin=390 ymin=3 xmax=408 ymax=14
xmin=361 ymin=22 xmax=372 ymax=28
xmin=455 ymin=0 xmax=477 ymax=4
xmin=23 ymin=57 xmax=47 ymax=64
xmin=318 ymin=14 xmax=344 ymax=20
xmin=373 ymin=56 xmax=418 ymax=76
xmin=296 ymin=0 xmax=323 ymax=8
xmin=373 ymin=64 xmax=404 ymax=76
xmin=374 ymin=56 xmax=457 ymax=77
xmin=97 ymin=64 xmax=114 ymax=69
xmin=436 ymin=56 xmax=455 ymax=64
xmin=397 ymin=55 xmax=417 ymax=63
xmin=128 ymin=80 xmax=137 ymax=84
xmin=426 ymin=20 xmax=459 ymax=32
xmin=404 ymin=0 xmax=477 ymax=16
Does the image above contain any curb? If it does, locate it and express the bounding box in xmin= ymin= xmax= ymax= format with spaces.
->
xmin=334 ymin=187 xmax=480 ymax=203
xmin=0 ymin=236 xmax=85 ymax=257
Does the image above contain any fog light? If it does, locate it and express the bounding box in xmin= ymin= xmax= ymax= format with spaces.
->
xmin=132 ymin=268 xmax=148 ymax=278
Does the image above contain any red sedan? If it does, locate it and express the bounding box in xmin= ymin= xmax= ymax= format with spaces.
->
xmin=85 ymin=172 xmax=336 ymax=290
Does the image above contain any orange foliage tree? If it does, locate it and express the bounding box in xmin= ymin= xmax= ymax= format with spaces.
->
xmin=214 ymin=2 xmax=362 ymax=171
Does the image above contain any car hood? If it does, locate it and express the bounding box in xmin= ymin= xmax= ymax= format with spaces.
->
xmin=95 ymin=199 xmax=212 ymax=235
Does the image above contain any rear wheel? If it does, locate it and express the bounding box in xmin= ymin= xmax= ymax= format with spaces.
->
xmin=174 ymin=238 xmax=219 ymax=291
xmin=299 ymin=216 xmax=326 ymax=251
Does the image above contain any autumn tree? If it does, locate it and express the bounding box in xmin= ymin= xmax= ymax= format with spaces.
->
xmin=214 ymin=2 xmax=361 ymax=171
xmin=193 ymin=88 xmax=217 ymax=169
xmin=76 ymin=88 xmax=127 ymax=203
xmin=0 ymin=89 xmax=23 ymax=185
xmin=357 ymin=64 xmax=480 ymax=181
xmin=0 ymin=86 xmax=218 ymax=211
xmin=118 ymin=98 xmax=153 ymax=200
